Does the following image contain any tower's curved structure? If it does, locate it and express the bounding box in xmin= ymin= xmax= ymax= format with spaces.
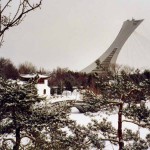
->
xmin=81 ymin=19 xmax=143 ymax=74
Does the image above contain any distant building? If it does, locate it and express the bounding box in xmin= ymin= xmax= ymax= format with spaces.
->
xmin=81 ymin=19 xmax=143 ymax=75
xmin=20 ymin=74 xmax=51 ymax=98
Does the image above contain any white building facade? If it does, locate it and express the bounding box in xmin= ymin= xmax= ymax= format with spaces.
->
xmin=20 ymin=74 xmax=51 ymax=99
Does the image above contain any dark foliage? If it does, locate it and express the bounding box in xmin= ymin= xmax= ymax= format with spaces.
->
xmin=0 ymin=57 xmax=19 ymax=79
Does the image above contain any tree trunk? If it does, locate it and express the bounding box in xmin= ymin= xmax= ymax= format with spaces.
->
xmin=13 ymin=127 xmax=21 ymax=150
xmin=118 ymin=102 xmax=124 ymax=150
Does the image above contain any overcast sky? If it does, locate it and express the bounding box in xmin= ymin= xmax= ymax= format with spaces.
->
xmin=1 ymin=0 xmax=150 ymax=71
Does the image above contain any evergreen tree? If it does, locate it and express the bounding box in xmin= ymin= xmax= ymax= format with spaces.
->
xmin=0 ymin=77 xmax=43 ymax=149
xmin=80 ymin=70 xmax=150 ymax=149
xmin=0 ymin=57 xmax=19 ymax=79
xmin=0 ymin=77 xmax=105 ymax=149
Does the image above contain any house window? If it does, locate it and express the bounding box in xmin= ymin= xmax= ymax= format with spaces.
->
xmin=43 ymin=89 xmax=46 ymax=94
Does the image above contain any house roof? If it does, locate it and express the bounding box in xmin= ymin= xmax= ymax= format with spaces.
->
xmin=20 ymin=74 xmax=50 ymax=79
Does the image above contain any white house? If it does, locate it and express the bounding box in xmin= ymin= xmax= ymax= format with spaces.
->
xmin=20 ymin=74 xmax=51 ymax=99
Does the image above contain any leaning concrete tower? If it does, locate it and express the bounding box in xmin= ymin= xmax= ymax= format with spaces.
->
xmin=81 ymin=19 xmax=143 ymax=74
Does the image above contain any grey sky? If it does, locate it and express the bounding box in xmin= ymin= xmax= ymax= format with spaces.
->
xmin=1 ymin=0 xmax=150 ymax=71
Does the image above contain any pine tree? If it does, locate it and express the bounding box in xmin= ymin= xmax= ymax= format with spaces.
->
xmin=0 ymin=77 xmax=105 ymax=149
xmin=0 ymin=77 xmax=43 ymax=149
xmin=80 ymin=70 xmax=150 ymax=149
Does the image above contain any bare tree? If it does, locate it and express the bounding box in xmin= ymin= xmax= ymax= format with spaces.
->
xmin=18 ymin=61 xmax=37 ymax=74
xmin=120 ymin=65 xmax=135 ymax=75
xmin=109 ymin=63 xmax=122 ymax=75
xmin=0 ymin=0 xmax=42 ymax=47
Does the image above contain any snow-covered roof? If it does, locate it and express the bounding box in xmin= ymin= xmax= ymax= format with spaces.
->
xmin=20 ymin=74 xmax=49 ymax=79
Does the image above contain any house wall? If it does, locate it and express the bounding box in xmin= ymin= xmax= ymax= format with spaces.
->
xmin=36 ymin=79 xmax=51 ymax=99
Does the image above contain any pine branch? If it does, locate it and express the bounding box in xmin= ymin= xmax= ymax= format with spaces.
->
xmin=123 ymin=119 xmax=150 ymax=129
